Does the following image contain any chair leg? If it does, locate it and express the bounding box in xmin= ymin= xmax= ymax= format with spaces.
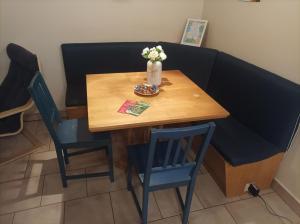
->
xmin=107 ymin=144 xmax=114 ymax=182
xmin=61 ymin=173 xmax=68 ymax=188
xmin=142 ymin=187 xmax=149 ymax=224
xmin=62 ymin=147 xmax=69 ymax=164
xmin=55 ymin=147 xmax=68 ymax=187
xmin=182 ymin=182 xmax=196 ymax=224
xmin=127 ymin=160 xmax=133 ymax=191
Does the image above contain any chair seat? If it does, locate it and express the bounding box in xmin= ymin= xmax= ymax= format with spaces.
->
xmin=128 ymin=141 xmax=193 ymax=188
xmin=138 ymin=166 xmax=193 ymax=189
xmin=56 ymin=118 xmax=110 ymax=148
xmin=212 ymin=116 xmax=282 ymax=166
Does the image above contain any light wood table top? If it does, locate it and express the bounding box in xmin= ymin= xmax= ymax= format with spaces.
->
xmin=86 ymin=70 xmax=229 ymax=132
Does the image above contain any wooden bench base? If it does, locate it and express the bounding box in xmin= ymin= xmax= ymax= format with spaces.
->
xmin=204 ymin=146 xmax=284 ymax=197
xmin=66 ymin=106 xmax=87 ymax=119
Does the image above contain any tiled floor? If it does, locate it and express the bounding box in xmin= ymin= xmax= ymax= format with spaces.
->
xmin=0 ymin=121 xmax=299 ymax=224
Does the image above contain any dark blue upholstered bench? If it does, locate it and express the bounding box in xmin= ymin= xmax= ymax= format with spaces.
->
xmin=61 ymin=42 xmax=300 ymax=196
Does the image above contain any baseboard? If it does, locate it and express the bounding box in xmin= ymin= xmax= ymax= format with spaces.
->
xmin=272 ymin=178 xmax=300 ymax=217
xmin=24 ymin=111 xmax=67 ymax=121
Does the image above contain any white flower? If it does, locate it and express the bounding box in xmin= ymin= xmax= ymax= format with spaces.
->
xmin=142 ymin=47 xmax=149 ymax=55
xmin=141 ymin=46 xmax=167 ymax=62
xmin=159 ymin=52 xmax=167 ymax=61
xmin=156 ymin=45 xmax=163 ymax=52
xmin=148 ymin=50 xmax=159 ymax=61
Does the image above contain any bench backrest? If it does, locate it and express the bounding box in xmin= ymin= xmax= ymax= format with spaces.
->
xmin=61 ymin=42 xmax=218 ymax=90
xmin=159 ymin=42 xmax=218 ymax=90
xmin=61 ymin=42 xmax=156 ymax=84
xmin=207 ymin=52 xmax=300 ymax=150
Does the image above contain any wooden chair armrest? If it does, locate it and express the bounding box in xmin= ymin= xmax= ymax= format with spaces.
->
xmin=0 ymin=99 xmax=34 ymax=119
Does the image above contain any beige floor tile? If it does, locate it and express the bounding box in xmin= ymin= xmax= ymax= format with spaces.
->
xmin=200 ymin=165 xmax=208 ymax=174
xmin=0 ymin=213 xmax=14 ymax=224
xmin=154 ymin=189 xmax=181 ymax=218
xmin=87 ymin=165 xmax=126 ymax=195
xmin=134 ymin=185 xmax=162 ymax=221
xmin=0 ymin=156 xmax=29 ymax=183
xmin=13 ymin=203 xmax=64 ymax=224
xmin=24 ymin=121 xmax=50 ymax=145
xmin=25 ymin=151 xmax=58 ymax=178
xmin=179 ymin=186 xmax=204 ymax=211
xmin=13 ymin=134 xmax=35 ymax=151
xmin=41 ymin=173 xmax=87 ymax=205
xmin=65 ymin=194 xmax=114 ymax=224
xmin=154 ymin=187 xmax=203 ymax=218
xmin=66 ymin=150 xmax=107 ymax=171
xmin=0 ymin=134 xmax=34 ymax=164
xmin=32 ymin=144 xmax=51 ymax=153
xmin=262 ymin=193 xmax=300 ymax=224
xmin=110 ymin=190 xmax=140 ymax=224
xmin=49 ymin=140 xmax=55 ymax=151
xmin=33 ymin=121 xmax=51 ymax=146
xmin=0 ymin=176 xmax=43 ymax=214
xmin=195 ymin=174 xmax=239 ymax=208
xmin=150 ymin=216 xmax=182 ymax=224
xmin=226 ymin=197 xmax=283 ymax=224
xmin=189 ymin=206 xmax=236 ymax=224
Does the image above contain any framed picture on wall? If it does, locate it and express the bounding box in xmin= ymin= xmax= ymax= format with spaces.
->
xmin=181 ymin=19 xmax=208 ymax=47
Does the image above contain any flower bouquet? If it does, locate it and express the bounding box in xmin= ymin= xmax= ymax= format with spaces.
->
xmin=141 ymin=46 xmax=167 ymax=86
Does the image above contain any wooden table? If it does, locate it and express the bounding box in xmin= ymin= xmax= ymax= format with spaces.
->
xmin=87 ymin=70 xmax=229 ymax=167
xmin=87 ymin=70 xmax=229 ymax=132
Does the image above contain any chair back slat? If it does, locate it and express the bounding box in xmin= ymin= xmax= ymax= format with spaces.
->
xmin=143 ymin=123 xmax=215 ymax=187
xmin=163 ymin=139 xmax=174 ymax=168
xmin=28 ymin=72 xmax=62 ymax=145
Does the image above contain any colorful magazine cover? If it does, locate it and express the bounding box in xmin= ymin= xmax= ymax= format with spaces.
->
xmin=126 ymin=101 xmax=150 ymax=116
xmin=117 ymin=100 xmax=150 ymax=116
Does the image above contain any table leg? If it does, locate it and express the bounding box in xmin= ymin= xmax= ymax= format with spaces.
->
xmin=111 ymin=127 xmax=151 ymax=170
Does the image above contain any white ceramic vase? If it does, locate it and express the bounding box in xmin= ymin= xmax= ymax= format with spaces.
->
xmin=147 ymin=60 xmax=162 ymax=86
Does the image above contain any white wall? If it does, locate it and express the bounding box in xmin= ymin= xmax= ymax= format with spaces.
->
xmin=202 ymin=0 xmax=300 ymax=84
xmin=0 ymin=0 xmax=204 ymax=109
xmin=202 ymin=0 xmax=300 ymax=202
xmin=276 ymin=128 xmax=300 ymax=203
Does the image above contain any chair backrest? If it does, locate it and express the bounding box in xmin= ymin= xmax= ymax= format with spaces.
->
xmin=144 ymin=123 xmax=215 ymax=185
xmin=28 ymin=72 xmax=62 ymax=145
xmin=0 ymin=43 xmax=39 ymax=111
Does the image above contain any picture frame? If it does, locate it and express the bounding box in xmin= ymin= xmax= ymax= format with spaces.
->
xmin=181 ymin=19 xmax=208 ymax=47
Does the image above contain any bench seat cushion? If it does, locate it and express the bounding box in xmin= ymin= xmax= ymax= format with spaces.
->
xmin=212 ymin=116 xmax=282 ymax=166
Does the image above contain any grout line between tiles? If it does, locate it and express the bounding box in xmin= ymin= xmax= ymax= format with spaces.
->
xmin=63 ymin=201 xmax=66 ymax=224
xmin=152 ymin=190 xmax=164 ymax=219
xmin=1 ymin=202 xmax=64 ymax=219
xmin=224 ymin=204 xmax=239 ymax=224
xmin=39 ymin=175 xmax=46 ymax=206
xmin=23 ymin=157 xmax=31 ymax=180
xmin=11 ymin=212 xmax=15 ymax=224
xmin=109 ymin=192 xmax=116 ymax=224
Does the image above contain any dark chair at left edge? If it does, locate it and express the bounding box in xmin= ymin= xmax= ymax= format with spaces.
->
xmin=0 ymin=43 xmax=38 ymax=138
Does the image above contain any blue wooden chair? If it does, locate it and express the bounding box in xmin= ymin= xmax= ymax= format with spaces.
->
xmin=127 ymin=123 xmax=215 ymax=224
xmin=28 ymin=72 xmax=114 ymax=187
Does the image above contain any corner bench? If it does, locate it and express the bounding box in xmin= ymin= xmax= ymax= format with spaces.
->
xmin=61 ymin=42 xmax=300 ymax=197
